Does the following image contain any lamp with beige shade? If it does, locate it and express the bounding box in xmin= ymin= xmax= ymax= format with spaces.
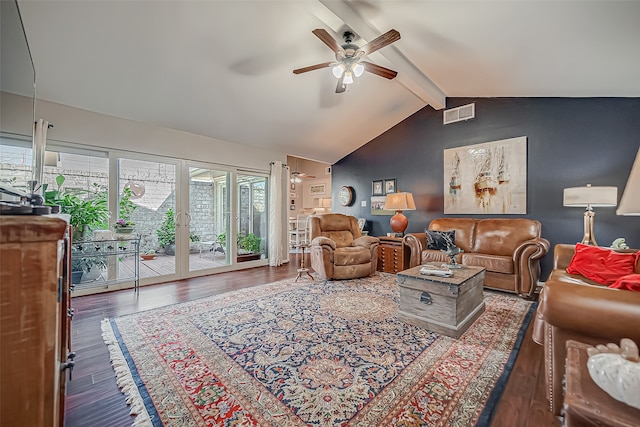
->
xmin=383 ymin=192 xmax=416 ymax=235
xmin=563 ymin=184 xmax=617 ymax=246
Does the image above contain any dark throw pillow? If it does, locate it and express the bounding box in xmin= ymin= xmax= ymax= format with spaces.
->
xmin=566 ymin=243 xmax=639 ymax=285
xmin=425 ymin=229 xmax=455 ymax=250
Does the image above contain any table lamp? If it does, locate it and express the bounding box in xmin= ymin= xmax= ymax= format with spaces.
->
xmin=563 ymin=184 xmax=617 ymax=246
xmin=384 ymin=192 xmax=416 ymax=235
xmin=617 ymin=147 xmax=640 ymax=216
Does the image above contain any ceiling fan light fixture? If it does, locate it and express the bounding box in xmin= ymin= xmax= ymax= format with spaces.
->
xmin=343 ymin=71 xmax=354 ymax=85
xmin=353 ymin=62 xmax=365 ymax=77
xmin=332 ymin=64 xmax=345 ymax=78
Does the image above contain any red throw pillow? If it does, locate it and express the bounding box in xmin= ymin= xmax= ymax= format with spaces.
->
xmin=566 ymin=243 xmax=639 ymax=285
xmin=609 ymin=274 xmax=640 ymax=292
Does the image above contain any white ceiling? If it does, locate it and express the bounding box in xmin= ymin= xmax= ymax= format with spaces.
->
xmin=15 ymin=1 xmax=640 ymax=164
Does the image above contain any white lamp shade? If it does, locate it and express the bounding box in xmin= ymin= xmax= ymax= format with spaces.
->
xmin=563 ymin=185 xmax=617 ymax=207
xmin=384 ymin=192 xmax=416 ymax=211
xmin=332 ymin=64 xmax=345 ymax=78
xmin=353 ymin=62 xmax=365 ymax=77
xmin=617 ymin=147 xmax=640 ymax=215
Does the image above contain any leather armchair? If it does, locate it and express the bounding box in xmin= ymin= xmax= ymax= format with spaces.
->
xmin=308 ymin=214 xmax=379 ymax=280
xmin=532 ymin=244 xmax=640 ymax=415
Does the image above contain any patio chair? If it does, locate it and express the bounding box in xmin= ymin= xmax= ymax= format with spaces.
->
xmin=199 ymin=234 xmax=225 ymax=259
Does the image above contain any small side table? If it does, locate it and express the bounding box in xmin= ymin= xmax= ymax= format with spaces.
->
xmin=377 ymin=236 xmax=407 ymax=273
xmin=294 ymin=244 xmax=313 ymax=282
xmin=563 ymin=340 xmax=640 ymax=427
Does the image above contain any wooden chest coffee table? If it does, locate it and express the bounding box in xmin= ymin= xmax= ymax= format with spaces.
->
xmin=396 ymin=265 xmax=485 ymax=338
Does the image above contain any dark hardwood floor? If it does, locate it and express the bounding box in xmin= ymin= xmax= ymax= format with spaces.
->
xmin=64 ymin=253 xmax=560 ymax=427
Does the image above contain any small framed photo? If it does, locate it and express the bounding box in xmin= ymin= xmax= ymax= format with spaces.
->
xmin=289 ymin=192 xmax=296 ymax=198
xmin=290 ymin=204 xmax=296 ymax=210
xmin=372 ymin=180 xmax=384 ymax=196
xmin=384 ymin=179 xmax=397 ymax=194
xmin=290 ymin=183 xmax=296 ymax=190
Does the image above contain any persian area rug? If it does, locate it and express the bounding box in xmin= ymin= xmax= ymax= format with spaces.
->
xmin=102 ymin=273 xmax=535 ymax=427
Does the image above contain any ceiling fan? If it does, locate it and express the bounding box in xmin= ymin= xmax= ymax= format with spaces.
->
xmin=293 ymin=28 xmax=400 ymax=93
xmin=290 ymin=158 xmax=316 ymax=183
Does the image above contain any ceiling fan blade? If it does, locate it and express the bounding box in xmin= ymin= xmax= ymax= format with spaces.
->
xmin=361 ymin=61 xmax=398 ymax=80
xmin=312 ymin=29 xmax=344 ymax=54
xmin=293 ymin=61 xmax=334 ymax=74
xmin=335 ymin=75 xmax=346 ymax=93
xmin=358 ymin=29 xmax=400 ymax=56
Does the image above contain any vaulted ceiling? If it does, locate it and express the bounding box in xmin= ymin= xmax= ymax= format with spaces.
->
xmin=15 ymin=1 xmax=640 ymax=164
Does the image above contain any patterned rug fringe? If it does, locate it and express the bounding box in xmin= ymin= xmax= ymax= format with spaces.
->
xmin=101 ymin=318 xmax=153 ymax=427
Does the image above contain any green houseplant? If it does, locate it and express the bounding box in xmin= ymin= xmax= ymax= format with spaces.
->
xmin=45 ymin=175 xmax=110 ymax=240
xmin=238 ymin=233 xmax=261 ymax=254
xmin=212 ymin=232 xmax=261 ymax=262
xmin=70 ymin=251 xmax=107 ymax=284
xmin=156 ymin=208 xmax=200 ymax=255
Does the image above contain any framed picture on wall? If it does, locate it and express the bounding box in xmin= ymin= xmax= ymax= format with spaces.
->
xmin=384 ymin=179 xmax=397 ymax=194
xmin=290 ymin=183 xmax=296 ymax=190
xmin=290 ymin=204 xmax=296 ymax=210
xmin=443 ymin=136 xmax=527 ymax=214
xmin=371 ymin=196 xmax=394 ymax=215
xmin=309 ymin=183 xmax=326 ymax=196
xmin=372 ymin=180 xmax=384 ymax=196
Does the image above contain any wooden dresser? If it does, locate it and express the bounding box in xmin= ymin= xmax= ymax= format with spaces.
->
xmin=377 ymin=236 xmax=408 ymax=273
xmin=0 ymin=216 xmax=72 ymax=427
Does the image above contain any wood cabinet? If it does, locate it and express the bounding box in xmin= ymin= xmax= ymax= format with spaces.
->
xmin=377 ymin=236 xmax=408 ymax=273
xmin=1 ymin=216 xmax=71 ymax=427
xmin=563 ymin=340 xmax=640 ymax=427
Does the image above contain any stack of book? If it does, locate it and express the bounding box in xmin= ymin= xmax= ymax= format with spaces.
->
xmin=419 ymin=263 xmax=453 ymax=277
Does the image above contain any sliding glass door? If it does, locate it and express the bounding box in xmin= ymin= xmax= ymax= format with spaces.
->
xmin=187 ymin=166 xmax=231 ymax=273
xmin=117 ymin=157 xmax=177 ymax=280
xmin=2 ymin=139 xmax=270 ymax=291
xmin=237 ymin=172 xmax=268 ymax=262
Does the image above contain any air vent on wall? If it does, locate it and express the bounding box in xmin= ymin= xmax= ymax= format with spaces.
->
xmin=443 ymin=103 xmax=475 ymax=125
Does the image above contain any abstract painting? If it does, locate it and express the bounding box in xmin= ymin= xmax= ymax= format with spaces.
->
xmin=444 ymin=136 xmax=527 ymax=214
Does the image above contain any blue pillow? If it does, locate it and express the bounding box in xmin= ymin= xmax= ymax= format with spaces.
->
xmin=425 ymin=230 xmax=455 ymax=250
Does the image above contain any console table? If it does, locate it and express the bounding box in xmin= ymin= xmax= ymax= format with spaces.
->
xmin=563 ymin=340 xmax=640 ymax=427
xmin=73 ymin=235 xmax=141 ymax=292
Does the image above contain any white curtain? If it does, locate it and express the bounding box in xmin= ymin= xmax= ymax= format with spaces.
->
xmin=32 ymin=119 xmax=50 ymax=193
xmin=268 ymin=161 xmax=289 ymax=266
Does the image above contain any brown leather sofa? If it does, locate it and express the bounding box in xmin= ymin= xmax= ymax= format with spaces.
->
xmin=532 ymin=244 xmax=640 ymax=415
xmin=403 ymin=218 xmax=550 ymax=299
xmin=309 ymin=214 xmax=379 ymax=280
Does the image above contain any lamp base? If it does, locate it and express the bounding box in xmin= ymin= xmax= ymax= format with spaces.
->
xmin=581 ymin=209 xmax=597 ymax=246
xmin=390 ymin=211 xmax=408 ymax=235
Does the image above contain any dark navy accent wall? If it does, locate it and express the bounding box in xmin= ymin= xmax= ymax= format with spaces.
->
xmin=332 ymin=97 xmax=640 ymax=280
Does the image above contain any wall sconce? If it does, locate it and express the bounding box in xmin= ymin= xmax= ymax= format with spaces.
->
xmin=563 ymin=184 xmax=617 ymax=245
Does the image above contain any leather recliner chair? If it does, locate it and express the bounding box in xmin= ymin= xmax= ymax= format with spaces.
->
xmin=308 ymin=214 xmax=379 ymax=280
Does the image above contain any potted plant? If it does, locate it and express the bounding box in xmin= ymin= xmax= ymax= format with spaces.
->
xmin=156 ymin=208 xmax=200 ymax=255
xmin=237 ymin=233 xmax=262 ymax=262
xmin=216 ymin=232 xmax=261 ymax=262
xmin=140 ymin=249 xmax=156 ymax=261
xmin=114 ymin=218 xmax=135 ymax=234
xmin=70 ymin=253 xmax=107 ymax=284
xmin=45 ymin=174 xmax=110 ymax=240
